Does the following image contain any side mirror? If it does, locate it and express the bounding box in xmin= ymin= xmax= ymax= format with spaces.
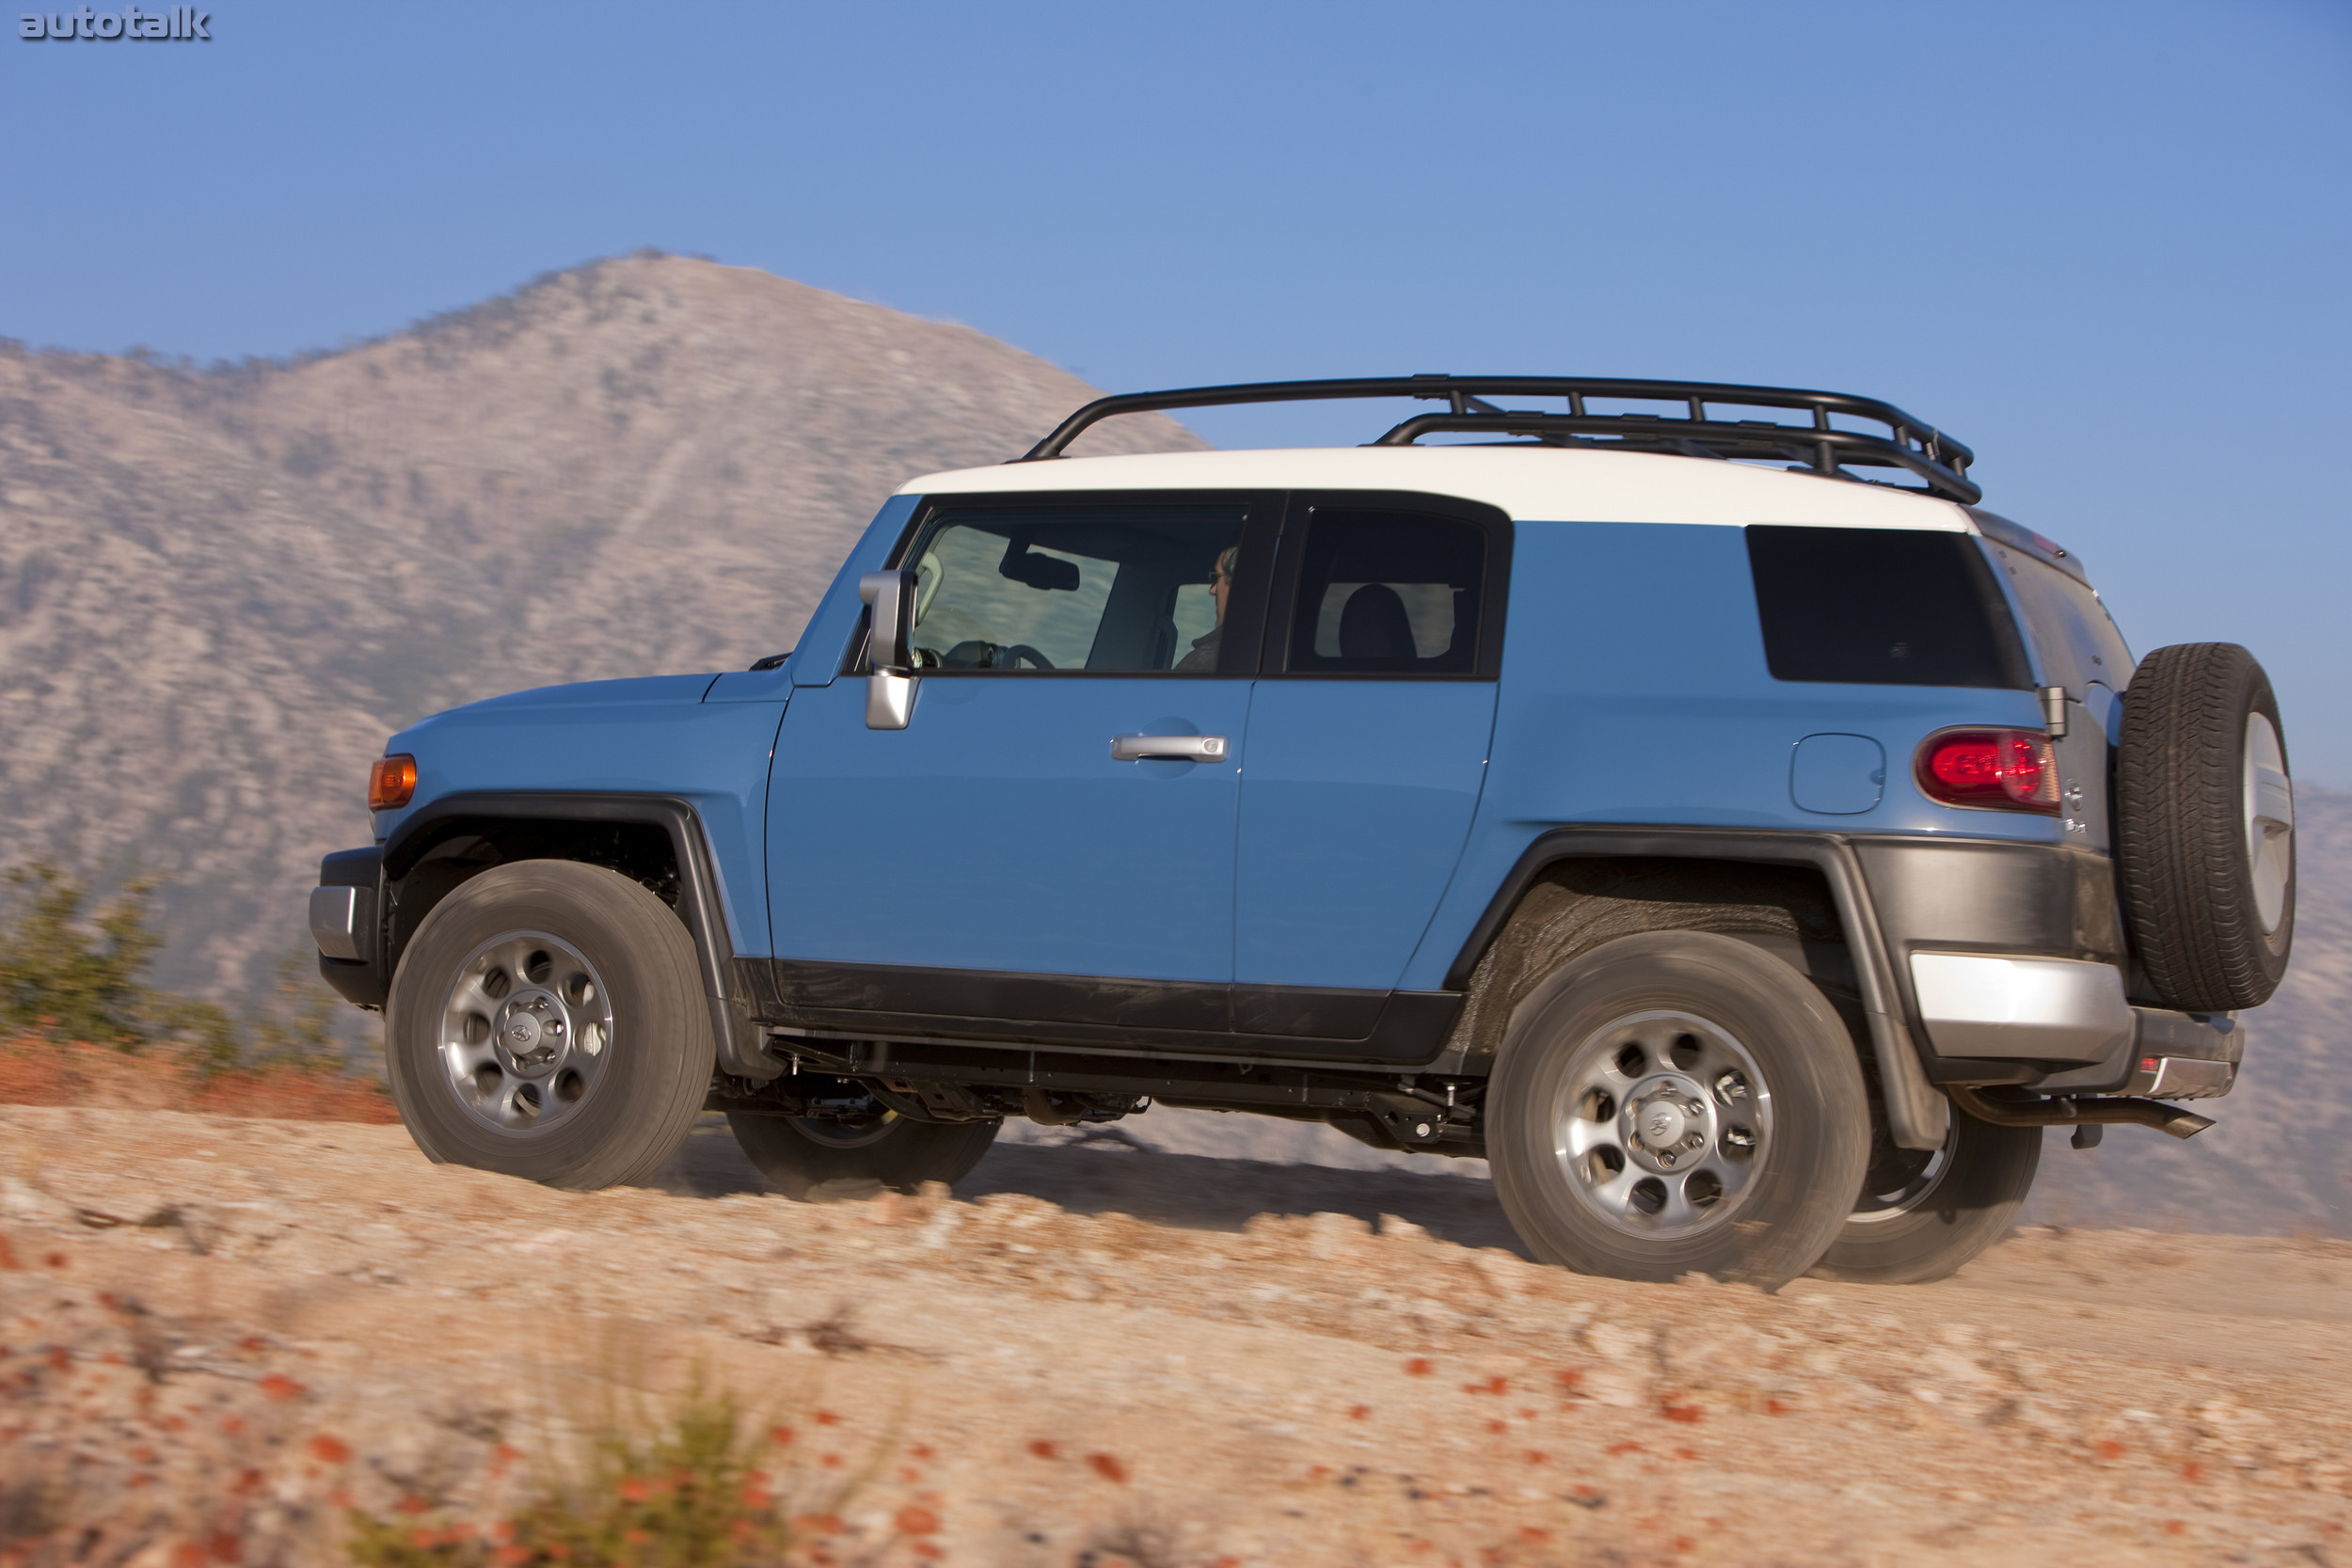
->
xmin=858 ymin=571 xmax=917 ymax=730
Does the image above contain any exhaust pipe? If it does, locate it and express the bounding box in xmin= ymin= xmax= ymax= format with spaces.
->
xmin=1948 ymin=1085 xmax=2214 ymax=1141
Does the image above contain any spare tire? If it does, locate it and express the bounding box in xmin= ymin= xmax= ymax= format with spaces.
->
xmin=2114 ymin=642 xmax=2295 ymax=1010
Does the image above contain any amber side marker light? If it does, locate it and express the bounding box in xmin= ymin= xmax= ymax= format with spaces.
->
xmin=1915 ymin=729 xmax=2058 ymax=814
xmin=368 ymin=753 xmax=417 ymax=811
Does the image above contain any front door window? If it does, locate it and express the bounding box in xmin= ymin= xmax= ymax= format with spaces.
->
xmin=898 ymin=505 xmax=1252 ymax=674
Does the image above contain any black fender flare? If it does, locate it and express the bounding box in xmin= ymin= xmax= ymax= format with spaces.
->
xmin=376 ymin=791 xmax=774 ymax=1081
xmin=1440 ymin=825 xmax=1943 ymax=1151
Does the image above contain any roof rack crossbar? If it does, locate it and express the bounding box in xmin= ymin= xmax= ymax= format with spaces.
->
xmin=1360 ymin=412 xmax=1976 ymax=499
xmin=1016 ymin=374 xmax=1979 ymax=504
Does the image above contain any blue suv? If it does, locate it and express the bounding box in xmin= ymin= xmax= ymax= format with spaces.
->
xmin=311 ymin=377 xmax=2295 ymax=1290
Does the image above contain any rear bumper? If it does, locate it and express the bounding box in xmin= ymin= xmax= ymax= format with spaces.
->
xmin=1856 ymin=837 xmax=2240 ymax=1098
xmin=1907 ymin=948 xmax=2241 ymax=1096
xmin=2118 ymin=1006 xmax=2243 ymax=1100
xmin=1908 ymin=952 xmax=2133 ymax=1064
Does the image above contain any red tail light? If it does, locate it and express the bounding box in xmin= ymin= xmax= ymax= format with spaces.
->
xmin=368 ymin=753 xmax=417 ymax=811
xmin=1915 ymin=729 xmax=2058 ymax=814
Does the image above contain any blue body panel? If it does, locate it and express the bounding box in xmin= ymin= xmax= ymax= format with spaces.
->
xmin=1235 ymin=681 xmax=1497 ymax=990
xmin=377 ymin=675 xmax=784 ymax=957
xmin=372 ymin=504 xmax=2086 ymax=1008
xmin=766 ymin=674 xmax=1251 ymax=980
xmin=1393 ymin=521 xmax=2058 ymax=993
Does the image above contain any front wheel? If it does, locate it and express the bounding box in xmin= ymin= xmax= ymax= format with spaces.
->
xmin=1808 ymin=1102 xmax=2041 ymax=1285
xmin=1487 ymin=931 xmax=1870 ymax=1291
xmin=386 ymin=860 xmax=715 ymax=1190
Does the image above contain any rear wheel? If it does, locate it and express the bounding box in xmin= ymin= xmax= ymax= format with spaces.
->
xmin=1808 ymin=1101 xmax=2041 ymax=1284
xmin=1487 ymin=931 xmax=1870 ymax=1291
xmin=727 ymin=1097 xmax=1000 ymax=1201
xmin=386 ymin=860 xmax=714 ymax=1190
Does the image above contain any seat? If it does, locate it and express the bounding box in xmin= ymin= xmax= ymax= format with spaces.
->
xmin=1338 ymin=583 xmax=1418 ymax=663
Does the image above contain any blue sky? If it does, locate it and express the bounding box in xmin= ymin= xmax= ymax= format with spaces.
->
xmin=6 ymin=1 xmax=2348 ymax=783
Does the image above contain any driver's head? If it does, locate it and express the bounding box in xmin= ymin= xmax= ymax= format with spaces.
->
xmin=1210 ymin=545 xmax=1238 ymax=621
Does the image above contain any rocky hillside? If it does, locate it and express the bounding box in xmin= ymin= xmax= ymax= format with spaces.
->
xmin=0 ymin=255 xmax=1200 ymax=995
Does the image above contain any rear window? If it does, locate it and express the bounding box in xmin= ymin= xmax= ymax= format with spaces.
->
xmin=1746 ymin=526 xmax=2032 ymax=689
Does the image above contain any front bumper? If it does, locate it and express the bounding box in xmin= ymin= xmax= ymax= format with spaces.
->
xmin=312 ymin=847 xmax=387 ymax=1009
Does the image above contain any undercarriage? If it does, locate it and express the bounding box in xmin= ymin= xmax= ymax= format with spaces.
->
xmin=706 ymin=1034 xmax=1490 ymax=1157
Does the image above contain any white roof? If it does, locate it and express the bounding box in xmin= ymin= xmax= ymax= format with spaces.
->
xmin=898 ymin=446 xmax=1977 ymax=531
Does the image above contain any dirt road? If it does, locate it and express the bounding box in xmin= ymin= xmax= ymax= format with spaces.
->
xmin=3 ymin=1106 xmax=2345 ymax=1565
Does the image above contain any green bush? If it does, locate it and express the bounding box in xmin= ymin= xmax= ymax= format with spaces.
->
xmin=0 ymin=863 xmax=167 ymax=1049
xmin=0 ymin=862 xmax=344 ymax=1070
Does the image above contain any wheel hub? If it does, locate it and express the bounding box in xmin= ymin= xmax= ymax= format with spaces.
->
xmin=436 ymin=932 xmax=614 ymax=1136
xmin=1553 ymin=1009 xmax=1773 ymax=1238
xmin=496 ymin=990 xmax=567 ymax=1076
xmin=1629 ymin=1084 xmax=1706 ymax=1162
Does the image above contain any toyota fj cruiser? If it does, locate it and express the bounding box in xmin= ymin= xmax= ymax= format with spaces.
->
xmin=311 ymin=376 xmax=2295 ymax=1289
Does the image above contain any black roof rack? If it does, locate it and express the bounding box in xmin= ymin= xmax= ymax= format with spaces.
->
xmin=1016 ymin=374 xmax=1979 ymax=505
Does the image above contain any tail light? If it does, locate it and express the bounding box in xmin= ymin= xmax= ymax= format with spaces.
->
xmin=368 ymin=753 xmax=417 ymax=811
xmin=1914 ymin=729 xmax=2058 ymax=814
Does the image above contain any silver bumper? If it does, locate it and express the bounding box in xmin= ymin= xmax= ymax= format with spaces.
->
xmin=309 ymin=883 xmax=373 ymax=962
xmin=1909 ymin=952 xmax=2135 ymax=1063
xmin=2122 ymin=1007 xmax=2244 ymax=1100
xmin=1909 ymin=950 xmax=2242 ymax=1100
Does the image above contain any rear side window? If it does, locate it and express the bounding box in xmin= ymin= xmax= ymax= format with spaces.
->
xmin=1284 ymin=508 xmax=1486 ymax=675
xmin=1746 ymin=525 xmax=2032 ymax=689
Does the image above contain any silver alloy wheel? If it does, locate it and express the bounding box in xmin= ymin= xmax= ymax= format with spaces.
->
xmin=1846 ymin=1106 xmax=1954 ymax=1225
xmin=1553 ymin=1008 xmax=1773 ymax=1237
xmin=437 ymin=930 xmax=615 ymax=1136
xmin=2245 ymin=712 xmax=2294 ymax=934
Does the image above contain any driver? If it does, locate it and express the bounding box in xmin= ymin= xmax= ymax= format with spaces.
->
xmin=1173 ymin=545 xmax=1238 ymax=673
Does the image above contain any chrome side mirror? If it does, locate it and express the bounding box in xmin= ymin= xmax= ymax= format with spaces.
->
xmin=859 ymin=570 xmax=917 ymax=730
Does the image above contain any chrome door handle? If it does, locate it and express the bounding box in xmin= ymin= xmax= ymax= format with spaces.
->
xmin=1111 ymin=734 xmax=1228 ymax=763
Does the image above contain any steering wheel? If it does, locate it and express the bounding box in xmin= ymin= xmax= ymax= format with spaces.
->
xmin=1003 ymin=643 xmax=1057 ymax=670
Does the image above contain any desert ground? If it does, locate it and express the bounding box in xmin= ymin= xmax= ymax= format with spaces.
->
xmin=2 ymin=1105 xmax=2345 ymax=1567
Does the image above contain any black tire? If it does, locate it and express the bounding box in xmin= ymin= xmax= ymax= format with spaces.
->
xmin=2115 ymin=642 xmax=2296 ymax=1010
xmin=726 ymin=1109 xmax=1000 ymax=1201
xmin=1808 ymin=1101 xmax=2041 ymax=1285
xmin=386 ymin=860 xmax=714 ymax=1190
xmin=1487 ymin=931 xmax=1870 ymax=1291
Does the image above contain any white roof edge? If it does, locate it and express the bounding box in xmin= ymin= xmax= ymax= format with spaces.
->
xmin=895 ymin=447 xmax=1978 ymax=531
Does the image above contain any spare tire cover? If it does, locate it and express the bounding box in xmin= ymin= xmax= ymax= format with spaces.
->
xmin=2114 ymin=642 xmax=2295 ymax=1010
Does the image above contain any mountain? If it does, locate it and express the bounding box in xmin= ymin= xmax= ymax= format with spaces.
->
xmin=0 ymin=255 xmax=1201 ymax=997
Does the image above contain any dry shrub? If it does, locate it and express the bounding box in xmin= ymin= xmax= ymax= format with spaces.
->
xmin=344 ymin=1370 xmax=882 ymax=1568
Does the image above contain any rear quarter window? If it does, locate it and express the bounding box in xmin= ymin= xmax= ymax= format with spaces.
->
xmin=1745 ymin=525 xmax=2033 ymax=689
